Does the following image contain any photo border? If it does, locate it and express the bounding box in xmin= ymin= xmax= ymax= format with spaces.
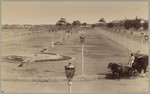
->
xmin=0 ymin=0 xmax=149 ymax=94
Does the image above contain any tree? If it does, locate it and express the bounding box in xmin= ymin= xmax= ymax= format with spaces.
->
xmin=66 ymin=23 xmax=71 ymax=26
xmin=91 ymin=24 xmax=96 ymax=28
xmin=132 ymin=18 xmax=142 ymax=30
xmin=107 ymin=22 xmax=114 ymax=28
xmin=72 ymin=20 xmax=81 ymax=26
xmin=99 ymin=18 xmax=105 ymax=23
xmin=124 ymin=17 xmax=142 ymax=30
xmin=143 ymin=21 xmax=148 ymax=30
xmin=56 ymin=18 xmax=67 ymax=26
xmin=124 ymin=20 xmax=132 ymax=30
xmin=82 ymin=23 xmax=87 ymax=26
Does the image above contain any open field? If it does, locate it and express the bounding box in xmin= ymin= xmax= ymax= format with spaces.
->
xmin=2 ymin=28 xmax=130 ymax=77
xmin=1 ymin=28 xmax=149 ymax=93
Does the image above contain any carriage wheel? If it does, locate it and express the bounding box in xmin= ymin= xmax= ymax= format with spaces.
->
xmin=113 ymin=71 xmax=120 ymax=79
xmin=132 ymin=70 xmax=139 ymax=77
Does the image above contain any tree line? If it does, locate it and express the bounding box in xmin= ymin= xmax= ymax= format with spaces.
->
xmin=106 ymin=17 xmax=148 ymax=30
xmin=2 ymin=17 xmax=148 ymax=30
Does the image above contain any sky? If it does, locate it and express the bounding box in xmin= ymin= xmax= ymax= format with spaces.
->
xmin=2 ymin=2 xmax=148 ymax=25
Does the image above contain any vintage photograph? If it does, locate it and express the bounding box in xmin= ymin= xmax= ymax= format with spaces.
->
xmin=1 ymin=1 xmax=149 ymax=93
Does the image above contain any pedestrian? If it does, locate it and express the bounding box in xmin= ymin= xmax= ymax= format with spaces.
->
xmin=128 ymin=53 xmax=135 ymax=67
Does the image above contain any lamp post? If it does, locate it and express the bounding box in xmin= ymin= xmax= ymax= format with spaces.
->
xmin=120 ymin=29 xmax=123 ymax=46
xmin=60 ymin=31 xmax=63 ymax=42
xmin=114 ymin=29 xmax=117 ymax=42
xmin=144 ymin=34 xmax=148 ymax=54
xmin=51 ymin=29 xmax=54 ymax=48
xmin=11 ymin=29 xmax=13 ymax=40
xmin=123 ymin=30 xmax=126 ymax=48
xmin=116 ymin=29 xmax=118 ymax=43
xmin=130 ymin=31 xmax=133 ymax=51
xmin=118 ymin=29 xmax=121 ymax=44
xmin=65 ymin=30 xmax=68 ymax=39
xmin=59 ymin=26 xmax=63 ymax=42
xmin=64 ymin=62 xmax=75 ymax=93
xmin=79 ymin=35 xmax=85 ymax=75
xmin=20 ymin=30 xmax=24 ymax=49
xmin=112 ymin=29 xmax=114 ymax=41
xmin=140 ymin=32 xmax=144 ymax=54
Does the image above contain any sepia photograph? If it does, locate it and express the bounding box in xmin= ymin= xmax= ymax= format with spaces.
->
xmin=1 ymin=1 xmax=149 ymax=93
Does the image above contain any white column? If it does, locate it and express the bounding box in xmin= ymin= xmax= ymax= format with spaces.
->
xmin=141 ymin=37 xmax=144 ymax=54
xmin=130 ymin=35 xmax=133 ymax=51
xmin=52 ymin=34 xmax=54 ymax=48
xmin=124 ymin=33 xmax=126 ymax=48
xmin=145 ymin=40 xmax=148 ymax=54
xmin=61 ymin=31 xmax=63 ymax=42
xmin=68 ymin=81 xmax=72 ymax=93
xmin=118 ymin=32 xmax=120 ymax=44
xmin=81 ymin=44 xmax=84 ymax=75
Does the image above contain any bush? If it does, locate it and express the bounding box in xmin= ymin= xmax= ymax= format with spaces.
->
xmin=72 ymin=20 xmax=81 ymax=26
xmin=66 ymin=23 xmax=71 ymax=26
xmin=99 ymin=18 xmax=105 ymax=23
xmin=143 ymin=22 xmax=148 ymax=30
xmin=82 ymin=23 xmax=87 ymax=26
xmin=107 ymin=22 xmax=114 ymax=28
xmin=124 ymin=20 xmax=132 ymax=30
xmin=124 ymin=18 xmax=142 ymax=30
xmin=91 ymin=24 xmax=96 ymax=28
xmin=132 ymin=19 xmax=142 ymax=30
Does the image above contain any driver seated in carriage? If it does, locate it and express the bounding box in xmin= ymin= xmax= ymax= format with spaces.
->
xmin=128 ymin=53 xmax=135 ymax=68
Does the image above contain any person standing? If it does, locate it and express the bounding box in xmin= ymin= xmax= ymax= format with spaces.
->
xmin=128 ymin=53 xmax=135 ymax=67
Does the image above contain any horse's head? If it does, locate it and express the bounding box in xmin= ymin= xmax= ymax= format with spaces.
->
xmin=108 ymin=63 xmax=120 ymax=72
xmin=108 ymin=62 xmax=113 ymax=69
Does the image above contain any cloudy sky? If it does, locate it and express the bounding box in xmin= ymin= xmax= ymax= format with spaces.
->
xmin=2 ymin=2 xmax=148 ymax=25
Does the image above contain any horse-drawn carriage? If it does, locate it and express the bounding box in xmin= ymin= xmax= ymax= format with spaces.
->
xmin=108 ymin=54 xmax=148 ymax=79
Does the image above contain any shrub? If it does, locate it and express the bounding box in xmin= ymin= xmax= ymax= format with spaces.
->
xmin=124 ymin=18 xmax=142 ymax=30
xmin=143 ymin=22 xmax=148 ymax=30
xmin=124 ymin=20 xmax=132 ymax=30
xmin=82 ymin=23 xmax=87 ymax=26
xmin=91 ymin=24 xmax=96 ymax=28
xmin=72 ymin=20 xmax=81 ymax=26
xmin=107 ymin=22 xmax=114 ymax=28
xmin=132 ymin=19 xmax=142 ymax=30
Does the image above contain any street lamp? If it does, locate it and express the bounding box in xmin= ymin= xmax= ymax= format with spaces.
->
xmin=51 ymin=29 xmax=54 ymax=48
xmin=79 ymin=35 xmax=85 ymax=75
xmin=123 ymin=30 xmax=126 ymax=48
xmin=144 ymin=34 xmax=148 ymax=54
xmin=59 ymin=26 xmax=63 ymax=42
xmin=130 ymin=31 xmax=133 ymax=51
xmin=140 ymin=32 xmax=144 ymax=54
xmin=64 ymin=62 xmax=75 ymax=93
xmin=118 ymin=29 xmax=121 ymax=44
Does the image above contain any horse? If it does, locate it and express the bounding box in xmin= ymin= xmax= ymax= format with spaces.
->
xmin=108 ymin=63 xmax=122 ymax=79
xmin=108 ymin=63 xmax=134 ymax=79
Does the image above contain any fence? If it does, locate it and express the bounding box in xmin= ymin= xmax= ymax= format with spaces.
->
xmin=96 ymin=27 xmax=149 ymax=55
